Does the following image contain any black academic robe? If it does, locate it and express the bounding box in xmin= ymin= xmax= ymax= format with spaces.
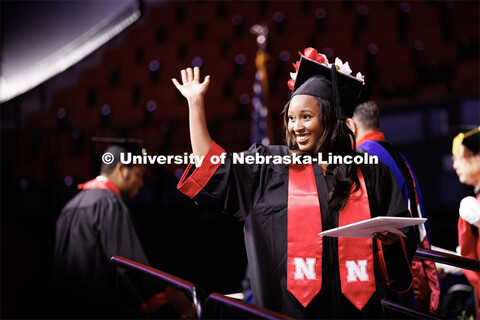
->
xmin=53 ymin=188 xmax=149 ymax=317
xmin=178 ymin=142 xmax=415 ymax=319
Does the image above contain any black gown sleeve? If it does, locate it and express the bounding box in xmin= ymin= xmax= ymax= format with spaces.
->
xmin=365 ymin=163 xmax=415 ymax=293
xmin=178 ymin=141 xmax=283 ymax=221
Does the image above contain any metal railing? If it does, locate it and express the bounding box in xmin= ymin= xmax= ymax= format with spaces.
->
xmin=381 ymin=247 xmax=479 ymax=319
xmin=109 ymin=256 xmax=294 ymax=319
xmin=109 ymin=247 xmax=479 ymax=319
xmin=381 ymin=299 xmax=440 ymax=320
xmin=414 ymin=247 xmax=480 ymax=272
xmin=109 ymin=256 xmax=205 ymax=319
xmin=202 ymin=292 xmax=293 ymax=320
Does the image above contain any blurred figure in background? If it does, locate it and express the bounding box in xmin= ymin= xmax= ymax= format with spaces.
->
xmin=452 ymin=126 xmax=480 ymax=318
xmin=53 ymin=140 xmax=175 ymax=318
xmin=347 ymin=101 xmax=440 ymax=313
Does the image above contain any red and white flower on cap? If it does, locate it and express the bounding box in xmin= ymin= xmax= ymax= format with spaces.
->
xmin=288 ymin=47 xmax=365 ymax=90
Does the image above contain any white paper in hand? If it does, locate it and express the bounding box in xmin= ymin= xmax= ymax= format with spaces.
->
xmin=318 ymin=216 xmax=426 ymax=238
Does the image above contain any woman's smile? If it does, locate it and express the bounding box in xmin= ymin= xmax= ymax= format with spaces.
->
xmin=295 ymin=133 xmax=311 ymax=144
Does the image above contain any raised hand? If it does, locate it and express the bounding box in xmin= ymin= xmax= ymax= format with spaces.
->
xmin=172 ymin=66 xmax=213 ymax=158
xmin=172 ymin=67 xmax=210 ymax=101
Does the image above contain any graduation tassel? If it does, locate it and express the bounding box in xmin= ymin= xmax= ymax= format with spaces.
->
xmin=330 ymin=65 xmax=343 ymax=120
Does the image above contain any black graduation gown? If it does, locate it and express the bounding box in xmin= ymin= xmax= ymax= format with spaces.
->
xmin=53 ymin=188 xmax=149 ymax=317
xmin=179 ymin=142 xmax=415 ymax=319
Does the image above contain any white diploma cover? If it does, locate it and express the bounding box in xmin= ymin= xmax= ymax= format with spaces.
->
xmin=318 ymin=217 xmax=427 ymax=238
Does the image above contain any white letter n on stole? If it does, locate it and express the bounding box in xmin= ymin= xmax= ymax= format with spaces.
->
xmin=293 ymin=258 xmax=317 ymax=280
xmin=345 ymin=259 xmax=369 ymax=282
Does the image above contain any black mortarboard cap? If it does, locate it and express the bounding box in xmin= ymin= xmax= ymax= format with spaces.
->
xmin=452 ymin=126 xmax=480 ymax=155
xmin=292 ymin=56 xmax=364 ymax=118
xmin=92 ymin=137 xmax=145 ymax=159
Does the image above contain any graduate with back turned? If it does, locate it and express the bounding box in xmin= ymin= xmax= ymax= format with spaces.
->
xmin=52 ymin=140 xmax=186 ymax=318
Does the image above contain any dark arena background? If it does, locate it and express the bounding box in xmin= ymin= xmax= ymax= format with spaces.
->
xmin=1 ymin=0 xmax=479 ymax=318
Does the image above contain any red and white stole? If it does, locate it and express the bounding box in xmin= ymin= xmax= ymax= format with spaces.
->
xmin=78 ymin=176 xmax=121 ymax=196
xmin=287 ymin=164 xmax=375 ymax=309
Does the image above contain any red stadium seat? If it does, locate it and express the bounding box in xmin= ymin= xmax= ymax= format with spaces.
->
xmin=456 ymin=59 xmax=480 ymax=93
xmin=451 ymin=2 xmax=480 ymax=39
xmin=78 ymin=66 xmax=110 ymax=89
xmin=102 ymin=46 xmax=138 ymax=67
xmin=56 ymin=156 xmax=93 ymax=182
xmin=11 ymin=159 xmax=49 ymax=186
xmin=25 ymin=111 xmax=58 ymax=130
xmin=407 ymin=2 xmax=443 ymax=43
xmin=125 ymin=26 xmax=156 ymax=47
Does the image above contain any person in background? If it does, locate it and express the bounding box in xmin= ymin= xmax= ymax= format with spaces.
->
xmin=452 ymin=126 xmax=480 ymax=317
xmin=172 ymin=47 xmax=415 ymax=318
xmin=346 ymin=101 xmax=440 ymax=313
xmin=53 ymin=140 xmax=179 ymax=318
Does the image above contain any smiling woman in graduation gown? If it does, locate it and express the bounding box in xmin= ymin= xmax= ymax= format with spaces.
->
xmin=172 ymin=48 xmax=415 ymax=318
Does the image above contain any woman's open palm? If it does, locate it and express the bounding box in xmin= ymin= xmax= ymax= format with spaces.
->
xmin=172 ymin=67 xmax=210 ymax=100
